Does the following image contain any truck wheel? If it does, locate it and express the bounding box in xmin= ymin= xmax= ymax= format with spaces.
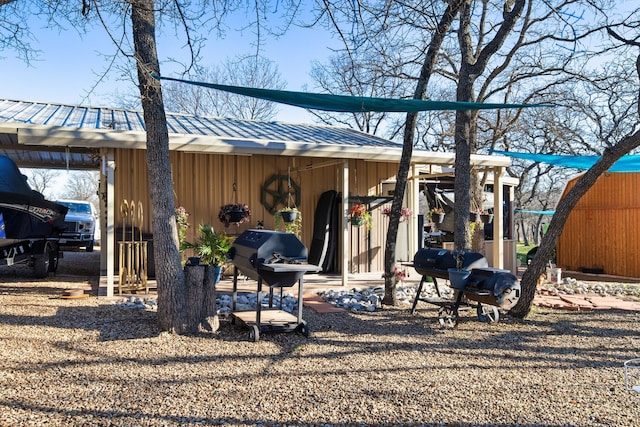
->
xmin=34 ymin=244 xmax=51 ymax=279
xmin=48 ymin=246 xmax=60 ymax=273
xmin=86 ymin=240 xmax=94 ymax=252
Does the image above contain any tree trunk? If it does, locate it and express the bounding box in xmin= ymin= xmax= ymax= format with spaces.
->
xmin=382 ymin=1 xmax=463 ymax=305
xmin=185 ymin=265 xmax=204 ymax=334
xmin=519 ymin=220 xmax=529 ymax=246
xmin=510 ymin=130 xmax=640 ymax=318
xmin=453 ymin=0 xmax=526 ymax=252
xmin=453 ymin=101 xmax=473 ymax=251
xmin=184 ymin=265 xmax=220 ymax=333
xmin=130 ymin=0 xmax=186 ymax=332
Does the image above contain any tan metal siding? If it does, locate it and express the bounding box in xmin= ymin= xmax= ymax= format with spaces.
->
xmin=114 ymin=149 xmax=400 ymax=272
xmin=557 ymin=173 xmax=640 ymax=277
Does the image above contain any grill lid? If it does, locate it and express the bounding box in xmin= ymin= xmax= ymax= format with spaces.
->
xmin=229 ymin=229 xmax=319 ymax=286
xmin=230 ymin=229 xmax=308 ymax=269
xmin=412 ymin=248 xmax=488 ymax=277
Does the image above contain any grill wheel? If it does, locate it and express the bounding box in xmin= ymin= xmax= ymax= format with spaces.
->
xmin=438 ymin=306 xmax=458 ymax=328
xmin=477 ymin=304 xmax=499 ymax=323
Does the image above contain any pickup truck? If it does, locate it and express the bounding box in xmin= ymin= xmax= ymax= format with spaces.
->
xmin=55 ymin=199 xmax=97 ymax=252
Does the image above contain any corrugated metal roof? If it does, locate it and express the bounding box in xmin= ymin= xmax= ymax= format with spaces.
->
xmin=0 ymin=99 xmax=511 ymax=170
xmin=0 ymin=99 xmax=400 ymax=148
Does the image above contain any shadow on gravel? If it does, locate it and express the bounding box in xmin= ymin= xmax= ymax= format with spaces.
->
xmin=242 ymin=305 xmax=640 ymax=371
xmin=0 ymin=249 xmax=100 ymax=295
xmin=0 ymin=399 xmax=585 ymax=427
xmin=0 ymin=303 xmax=160 ymax=341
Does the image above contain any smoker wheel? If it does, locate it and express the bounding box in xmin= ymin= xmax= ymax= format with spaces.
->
xmin=477 ymin=304 xmax=499 ymax=323
xmin=248 ymin=325 xmax=260 ymax=342
xmin=298 ymin=321 xmax=310 ymax=338
xmin=438 ymin=306 xmax=458 ymax=328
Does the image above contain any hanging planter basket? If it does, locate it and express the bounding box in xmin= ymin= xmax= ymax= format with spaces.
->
xmin=350 ymin=216 xmax=365 ymax=226
xmin=470 ymin=212 xmax=481 ymax=223
xmin=480 ymin=213 xmax=494 ymax=224
xmin=218 ymin=203 xmax=251 ymax=227
xmin=228 ymin=209 xmax=247 ymax=224
xmin=432 ymin=213 xmax=445 ymax=224
xmin=281 ymin=210 xmax=298 ymax=223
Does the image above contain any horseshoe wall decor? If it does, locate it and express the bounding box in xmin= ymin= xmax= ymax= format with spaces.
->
xmin=261 ymin=174 xmax=301 ymax=214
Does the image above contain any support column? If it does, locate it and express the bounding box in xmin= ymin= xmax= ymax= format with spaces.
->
xmin=407 ymin=164 xmax=419 ymax=260
xmin=106 ymin=151 xmax=116 ymax=297
xmin=341 ymin=161 xmax=349 ymax=287
xmin=492 ymin=166 xmax=504 ymax=269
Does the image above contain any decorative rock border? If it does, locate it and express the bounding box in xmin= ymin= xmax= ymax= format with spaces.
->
xmin=112 ymin=275 xmax=640 ymax=314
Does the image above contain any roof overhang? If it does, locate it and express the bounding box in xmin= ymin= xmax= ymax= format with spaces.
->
xmin=7 ymin=124 xmax=512 ymax=168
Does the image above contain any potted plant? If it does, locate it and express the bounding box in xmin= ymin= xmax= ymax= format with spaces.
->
xmin=429 ymin=207 xmax=445 ymax=224
xmin=447 ymin=250 xmax=470 ymax=290
xmin=180 ymin=224 xmax=233 ymax=284
xmin=349 ymin=203 xmax=372 ymax=231
xmin=275 ymin=207 xmax=303 ymax=238
xmin=218 ymin=203 xmax=251 ymax=227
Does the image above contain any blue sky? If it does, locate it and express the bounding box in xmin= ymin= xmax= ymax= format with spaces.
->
xmin=1 ymin=7 xmax=336 ymax=124
xmin=3 ymin=7 xmax=337 ymax=197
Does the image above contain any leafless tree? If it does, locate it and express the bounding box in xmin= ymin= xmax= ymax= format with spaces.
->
xmin=61 ymin=170 xmax=99 ymax=202
xmin=310 ymin=0 xmax=614 ymax=304
xmin=309 ymin=0 xmax=466 ymax=304
xmin=163 ymin=55 xmax=286 ymax=120
xmin=511 ymin=8 xmax=640 ymax=317
xmin=308 ymin=50 xmax=405 ymax=134
xmin=23 ymin=168 xmax=60 ymax=197
xmin=0 ymin=0 xmax=39 ymax=63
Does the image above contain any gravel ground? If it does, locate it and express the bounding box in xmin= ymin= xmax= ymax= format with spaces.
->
xmin=1 ymin=251 xmax=639 ymax=426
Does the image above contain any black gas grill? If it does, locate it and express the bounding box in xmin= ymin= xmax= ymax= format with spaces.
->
xmin=409 ymin=248 xmax=520 ymax=326
xmin=230 ymin=229 xmax=317 ymax=287
xmin=228 ymin=230 xmax=320 ymax=341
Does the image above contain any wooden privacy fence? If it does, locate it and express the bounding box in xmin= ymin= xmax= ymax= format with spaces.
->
xmin=118 ymin=199 xmax=148 ymax=295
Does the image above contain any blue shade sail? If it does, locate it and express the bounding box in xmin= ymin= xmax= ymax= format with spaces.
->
xmin=515 ymin=209 xmax=555 ymax=215
xmin=490 ymin=150 xmax=640 ymax=172
xmin=152 ymin=74 xmax=548 ymax=113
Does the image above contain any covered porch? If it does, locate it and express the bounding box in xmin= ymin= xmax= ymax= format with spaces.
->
xmin=0 ymin=99 xmax=515 ymax=297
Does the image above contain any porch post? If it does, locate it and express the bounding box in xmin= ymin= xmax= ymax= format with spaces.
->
xmin=341 ymin=160 xmax=349 ymax=287
xmin=408 ymin=164 xmax=419 ymax=259
xmin=492 ymin=166 xmax=504 ymax=269
xmin=106 ymin=151 xmax=116 ymax=297
xmin=99 ymin=149 xmax=108 ymax=276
